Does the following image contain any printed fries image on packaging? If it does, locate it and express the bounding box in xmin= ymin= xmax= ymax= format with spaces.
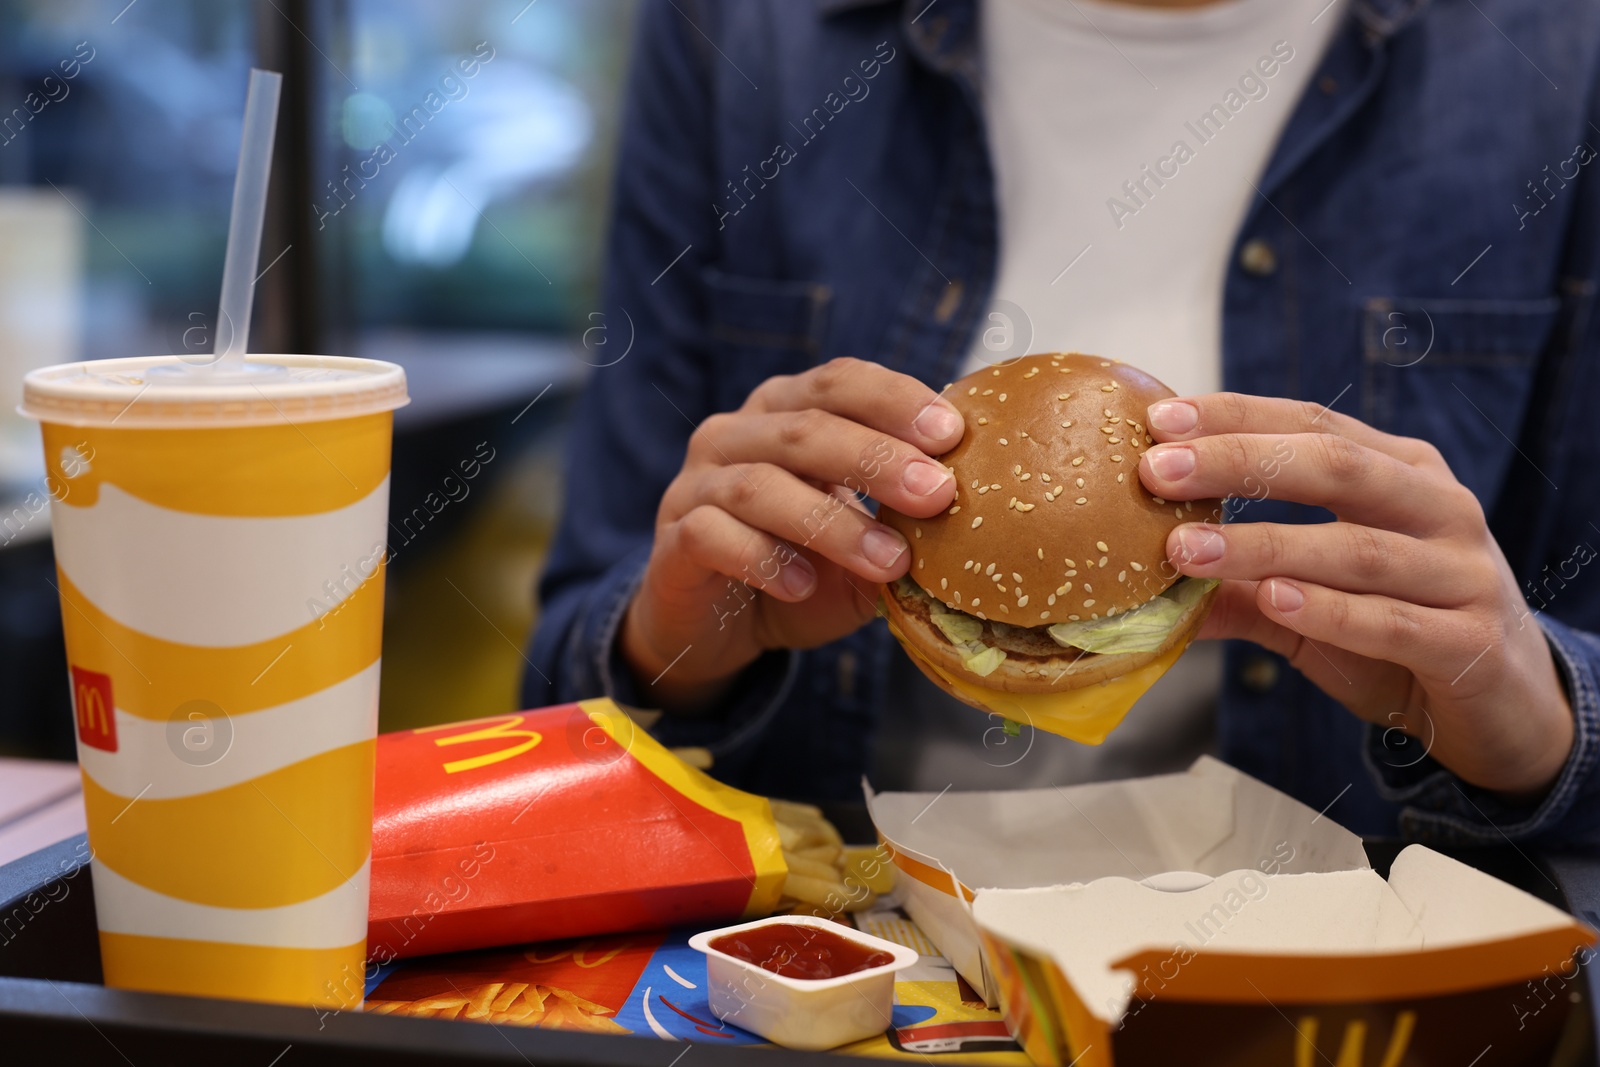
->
xmin=367 ymin=699 xmax=867 ymax=962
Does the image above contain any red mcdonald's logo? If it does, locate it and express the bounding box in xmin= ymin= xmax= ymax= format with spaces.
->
xmin=70 ymin=666 xmax=117 ymax=753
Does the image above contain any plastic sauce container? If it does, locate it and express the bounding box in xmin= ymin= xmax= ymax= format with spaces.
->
xmin=689 ymin=915 xmax=920 ymax=1050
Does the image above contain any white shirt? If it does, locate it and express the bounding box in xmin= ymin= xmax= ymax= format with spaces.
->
xmin=875 ymin=0 xmax=1347 ymax=791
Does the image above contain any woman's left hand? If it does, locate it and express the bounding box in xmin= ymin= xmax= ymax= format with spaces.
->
xmin=1138 ymin=392 xmax=1573 ymax=802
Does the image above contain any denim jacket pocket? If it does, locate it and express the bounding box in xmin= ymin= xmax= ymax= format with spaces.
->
xmin=704 ymin=269 xmax=833 ymax=411
xmin=1361 ymin=297 xmax=1560 ymax=505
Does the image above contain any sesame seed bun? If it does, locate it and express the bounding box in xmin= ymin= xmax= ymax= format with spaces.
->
xmin=879 ymin=353 xmax=1222 ymax=699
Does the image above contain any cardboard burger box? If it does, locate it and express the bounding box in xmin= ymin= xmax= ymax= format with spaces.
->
xmin=867 ymin=757 xmax=1596 ymax=1066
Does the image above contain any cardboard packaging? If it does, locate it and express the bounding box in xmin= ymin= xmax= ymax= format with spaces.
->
xmin=868 ymin=757 xmax=1596 ymax=1067
xmin=974 ymin=847 xmax=1594 ymax=1067
xmin=867 ymin=756 xmax=1369 ymax=1004
xmin=367 ymin=699 xmax=786 ymax=961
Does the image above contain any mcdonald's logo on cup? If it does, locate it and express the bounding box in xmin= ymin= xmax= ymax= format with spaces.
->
xmin=70 ymin=666 xmax=117 ymax=752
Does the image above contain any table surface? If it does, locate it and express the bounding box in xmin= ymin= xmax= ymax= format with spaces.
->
xmin=0 ymin=757 xmax=85 ymax=869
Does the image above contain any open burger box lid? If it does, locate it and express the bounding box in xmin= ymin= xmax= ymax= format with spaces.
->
xmin=866 ymin=757 xmax=1596 ymax=1066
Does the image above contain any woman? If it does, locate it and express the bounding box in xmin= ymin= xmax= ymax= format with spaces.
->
xmin=525 ymin=0 xmax=1600 ymax=845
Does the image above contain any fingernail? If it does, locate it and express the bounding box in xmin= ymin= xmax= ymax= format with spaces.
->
xmin=1175 ymin=524 xmax=1224 ymax=566
xmin=782 ymin=556 xmax=817 ymax=598
xmin=1146 ymin=444 xmax=1196 ymax=481
xmin=861 ymin=527 xmax=908 ymax=569
xmin=1268 ymin=578 xmax=1305 ymax=613
xmin=903 ymin=459 xmax=953 ymax=497
xmin=913 ymin=400 xmax=963 ymax=441
xmin=1148 ymin=400 xmax=1198 ymax=435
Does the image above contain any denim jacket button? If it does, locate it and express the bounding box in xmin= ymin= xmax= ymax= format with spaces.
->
xmin=1239 ymin=654 xmax=1280 ymax=693
xmin=1239 ymin=238 xmax=1278 ymax=276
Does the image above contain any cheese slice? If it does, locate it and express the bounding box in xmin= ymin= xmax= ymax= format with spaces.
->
xmin=888 ymin=617 xmax=1189 ymax=744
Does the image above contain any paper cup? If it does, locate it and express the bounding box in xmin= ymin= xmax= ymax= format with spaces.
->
xmin=21 ymin=355 xmax=407 ymax=1008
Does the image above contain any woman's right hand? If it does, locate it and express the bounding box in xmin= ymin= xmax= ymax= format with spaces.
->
xmin=620 ymin=357 xmax=966 ymax=712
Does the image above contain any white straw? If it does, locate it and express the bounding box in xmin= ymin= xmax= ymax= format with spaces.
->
xmin=214 ymin=68 xmax=283 ymax=366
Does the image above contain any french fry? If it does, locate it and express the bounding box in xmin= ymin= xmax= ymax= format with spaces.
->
xmin=781 ymin=872 xmax=852 ymax=908
xmin=794 ymin=843 xmax=843 ymax=863
xmin=768 ymin=798 xmax=826 ymax=823
xmin=782 ymin=849 xmax=845 ymax=882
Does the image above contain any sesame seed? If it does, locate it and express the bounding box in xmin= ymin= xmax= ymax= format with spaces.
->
xmin=1008 ymin=496 xmax=1017 ymax=509
xmin=993 ymin=369 xmax=1001 ymax=376
xmin=991 ymin=483 xmax=1001 ymax=490
xmin=1084 ymin=583 xmax=1093 ymax=593
xmin=972 ymin=516 xmax=983 ymax=528
xmin=1096 ymin=541 xmax=1108 ymax=552
xmin=978 ymin=486 xmax=990 ymax=494
xmin=970 ymin=479 xmax=980 ymax=489
xmin=964 ymin=560 xmax=973 ymax=569
xmin=949 ymin=505 xmax=961 ymax=514
xmin=1104 ymin=409 xmax=1114 ymax=417
xmin=1014 ymin=464 xmax=1022 ymax=475
xmin=983 ymin=388 xmax=994 ymax=396
xmin=1100 ymin=361 xmax=1110 ymax=367
xmin=1153 ymin=497 xmax=1166 ymax=505
xmin=998 ymin=585 xmax=1007 ymax=593
xmin=1072 ymin=457 xmax=1084 ymax=466
xmin=1100 ymin=426 xmax=1115 ymax=434
xmin=1020 ymin=430 xmax=1029 ymax=438
xmin=1066 ymin=569 xmax=1078 ymax=576
xmin=999 ymin=393 xmax=1008 ymax=402
xmin=1041 ymin=473 xmax=1052 ymax=483
xmin=955 ymin=591 xmax=962 ymax=603
xmin=1076 ymin=478 xmax=1085 ymax=489
xmin=1176 ymin=507 xmax=1184 ymax=518
xmin=971 ymin=597 xmax=981 ymax=607
xmin=1101 ymin=385 xmax=1115 ymax=392
xmin=1048 ymin=593 xmax=1058 ymax=606
xmin=1064 ymin=558 xmax=1076 ymax=567
xmin=1112 ymin=382 xmax=1121 ymax=389
xmin=977 ymin=611 xmax=987 ymax=619
xmin=1056 ymin=584 xmax=1071 ymax=595
xmin=986 ymin=563 xmax=996 ymax=575
xmin=1117 ymin=473 xmax=1125 ymax=483
xmin=915 ymin=528 xmax=922 ymax=538
xmin=999 ymin=438 xmax=1009 ymax=446
xmin=1131 ymin=561 xmax=1145 ymax=571
xmin=1010 ymin=572 xmax=1022 ymax=582
xmin=978 ymin=417 xmax=989 ymax=425
xmin=1112 ymin=454 xmax=1124 ymax=462
xmin=1018 ymin=594 xmax=1030 ymax=607
xmin=1019 ymin=473 xmax=1031 ymax=481
xmin=1118 ymin=570 xmax=1127 ymax=582
xmin=1058 ymin=393 xmax=1070 ymax=401
xmin=999 ymin=604 xmax=1009 ymax=613
xmin=1041 ymin=611 xmax=1051 ymax=619
xmin=1109 ymin=437 xmax=1122 ymax=444
xmin=1186 ymin=501 xmax=1194 ymax=511
xmin=1018 ymin=503 xmax=1035 ymax=512
xmin=1069 ymin=614 xmax=1081 ymax=621
xmin=1084 ymin=598 xmax=1096 ymax=607
xmin=1037 ymin=547 xmax=1044 ymax=559
xmin=1060 ymin=368 xmax=1070 ymax=373
xmin=1076 ymin=497 xmax=1088 ymax=505
xmin=941 ymin=577 xmax=948 ymax=590
xmin=968 ymin=386 xmax=977 ymax=395
xmin=1146 ymin=435 xmax=1154 ymax=444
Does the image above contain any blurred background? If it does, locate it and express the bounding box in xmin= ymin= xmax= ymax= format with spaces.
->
xmin=0 ymin=0 xmax=638 ymax=757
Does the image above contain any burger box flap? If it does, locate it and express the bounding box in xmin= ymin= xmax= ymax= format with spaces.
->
xmin=970 ymin=845 xmax=1597 ymax=1067
xmin=864 ymin=756 xmax=1369 ymax=1003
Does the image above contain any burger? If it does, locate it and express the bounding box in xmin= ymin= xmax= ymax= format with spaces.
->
xmin=879 ymin=354 xmax=1222 ymax=744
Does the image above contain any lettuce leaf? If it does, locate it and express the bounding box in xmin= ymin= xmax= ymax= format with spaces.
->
xmin=1046 ymin=578 xmax=1218 ymax=655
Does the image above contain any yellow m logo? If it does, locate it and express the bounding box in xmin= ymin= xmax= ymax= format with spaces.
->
xmin=418 ymin=715 xmax=542 ymax=774
xmin=76 ymin=684 xmax=107 ymax=734
xmin=1296 ymin=1011 xmax=1415 ymax=1067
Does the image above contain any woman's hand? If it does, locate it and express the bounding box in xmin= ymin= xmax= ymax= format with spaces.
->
xmin=1139 ymin=392 xmax=1573 ymax=802
xmin=621 ymin=358 xmax=964 ymax=711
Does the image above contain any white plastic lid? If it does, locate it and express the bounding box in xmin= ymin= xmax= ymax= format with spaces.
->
xmin=19 ymin=354 xmax=409 ymax=429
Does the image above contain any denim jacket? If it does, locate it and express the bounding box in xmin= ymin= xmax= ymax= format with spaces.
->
xmin=525 ymin=0 xmax=1600 ymax=846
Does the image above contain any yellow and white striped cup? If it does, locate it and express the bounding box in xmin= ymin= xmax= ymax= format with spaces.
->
xmin=21 ymin=354 xmax=407 ymax=1008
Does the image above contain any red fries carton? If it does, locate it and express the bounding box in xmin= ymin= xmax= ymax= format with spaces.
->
xmin=367 ymin=699 xmax=787 ymax=961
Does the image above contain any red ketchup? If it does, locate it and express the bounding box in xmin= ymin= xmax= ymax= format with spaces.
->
xmin=710 ymin=923 xmax=895 ymax=980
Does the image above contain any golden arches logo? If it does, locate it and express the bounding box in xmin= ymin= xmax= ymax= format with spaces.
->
xmin=1295 ymin=1011 xmax=1415 ymax=1067
xmin=70 ymin=665 xmax=116 ymax=752
xmin=417 ymin=714 xmax=542 ymax=774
